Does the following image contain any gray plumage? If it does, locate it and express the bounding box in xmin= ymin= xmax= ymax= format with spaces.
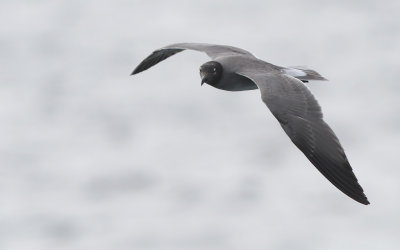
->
xmin=131 ymin=43 xmax=369 ymax=205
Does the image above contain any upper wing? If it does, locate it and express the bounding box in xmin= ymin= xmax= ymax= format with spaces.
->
xmin=238 ymin=70 xmax=369 ymax=205
xmin=131 ymin=43 xmax=254 ymax=75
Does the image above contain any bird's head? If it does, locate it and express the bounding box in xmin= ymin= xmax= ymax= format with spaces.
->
xmin=199 ymin=61 xmax=223 ymax=86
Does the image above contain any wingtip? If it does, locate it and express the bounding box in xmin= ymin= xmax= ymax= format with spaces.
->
xmin=344 ymin=183 xmax=370 ymax=205
xmin=360 ymin=197 xmax=370 ymax=205
xmin=130 ymin=67 xmax=141 ymax=75
xmin=353 ymin=192 xmax=370 ymax=205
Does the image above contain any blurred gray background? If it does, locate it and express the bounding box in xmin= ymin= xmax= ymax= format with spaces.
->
xmin=1 ymin=0 xmax=399 ymax=249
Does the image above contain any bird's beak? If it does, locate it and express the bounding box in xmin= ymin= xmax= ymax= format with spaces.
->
xmin=200 ymin=71 xmax=206 ymax=86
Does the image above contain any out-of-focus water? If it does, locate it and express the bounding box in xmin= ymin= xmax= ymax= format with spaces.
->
xmin=1 ymin=1 xmax=399 ymax=249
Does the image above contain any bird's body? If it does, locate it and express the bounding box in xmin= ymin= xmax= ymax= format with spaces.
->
xmin=209 ymin=55 xmax=272 ymax=91
xmin=132 ymin=43 xmax=369 ymax=205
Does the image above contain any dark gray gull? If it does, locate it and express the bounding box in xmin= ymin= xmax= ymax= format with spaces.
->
xmin=131 ymin=43 xmax=369 ymax=205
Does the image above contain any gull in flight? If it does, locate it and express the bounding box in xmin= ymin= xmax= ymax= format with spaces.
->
xmin=131 ymin=43 xmax=369 ymax=205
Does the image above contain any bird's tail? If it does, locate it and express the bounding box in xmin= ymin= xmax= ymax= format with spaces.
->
xmin=282 ymin=66 xmax=327 ymax=82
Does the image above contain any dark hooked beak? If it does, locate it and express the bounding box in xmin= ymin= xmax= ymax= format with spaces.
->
xmin=200 ymin=71 xmax=206 ymax=86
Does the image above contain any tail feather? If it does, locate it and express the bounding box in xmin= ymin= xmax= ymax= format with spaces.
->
xmin=282 ymin=66 xmax=327 ymax=82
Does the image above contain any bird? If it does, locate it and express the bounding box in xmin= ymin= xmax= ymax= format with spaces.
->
xmin=131 ymin=43 xmax=369 ymax=205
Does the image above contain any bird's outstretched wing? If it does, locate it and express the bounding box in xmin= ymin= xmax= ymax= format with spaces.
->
xmin=131 ymin=43 xmax=254 ymax=75
xmin=238 ymin=70 xmax=369 ymax=205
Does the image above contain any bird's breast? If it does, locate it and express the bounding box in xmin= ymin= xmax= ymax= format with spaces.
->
xmin=212 ymin=71 xmax=258 ymax=91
